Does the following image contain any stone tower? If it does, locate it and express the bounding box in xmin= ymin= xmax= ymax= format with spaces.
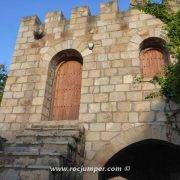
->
xmin=0 ymin=0 xmax=180 ymax=179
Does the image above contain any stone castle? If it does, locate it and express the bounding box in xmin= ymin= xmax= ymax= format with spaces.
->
xmin=0 ymin=0 xmax=180 ymax=179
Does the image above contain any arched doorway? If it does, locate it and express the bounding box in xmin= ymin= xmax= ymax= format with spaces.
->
xmin=140 ymin=48 xmax=165 ymax=77
xmin=139 ymin=37 xmax=169 ymax=77
xmin=99 ymin=139 xmax=180 ymax=180
xmin=48 ymin=49 xmax=83 ymax=121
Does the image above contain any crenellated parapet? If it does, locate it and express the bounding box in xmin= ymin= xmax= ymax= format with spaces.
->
xmin=70 ymin=6 xmax=91 ymax=37
xmin=16 ymin=0 xmax=119 ymax=41
xmin=45 ymin=11 xmax=66 ymax=35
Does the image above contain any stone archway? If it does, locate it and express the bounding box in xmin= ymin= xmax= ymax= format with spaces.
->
xmin=39 ymin=39 xmax=93 ymax=124
xmin=49 ymin=49 xmax=83 ymax=121
xmin=41 ymin=49 xmax=84 ymax=122
xmin=84 ymin=124 xmax=180 ymax=180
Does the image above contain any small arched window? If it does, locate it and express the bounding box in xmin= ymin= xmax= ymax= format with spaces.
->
xmin=50 ymin=49 xmax=83 ymax=120
xmin=140 ymin=37 xmax=169 ymax=77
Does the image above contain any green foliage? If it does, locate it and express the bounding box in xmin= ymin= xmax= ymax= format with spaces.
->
xmin=138 ymin=0 xmax=180 ymax=103
xmin=0 ymin=64 xmax=7 ymax=103
xmin=141 ymin=0 xmax=173 ymax=23
xmin=152 ymin=63 xmax=180 ymax=103
xmin=165 ymin=11 xmax=180 ymax=59
xmin=140 ymin=0 xmax=180 ymax=59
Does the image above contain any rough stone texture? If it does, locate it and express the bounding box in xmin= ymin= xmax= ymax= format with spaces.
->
xmin=0 ymin=0 xmax=180 ymax=179
xmin=0 ymin=126 xmax=84 ymax=180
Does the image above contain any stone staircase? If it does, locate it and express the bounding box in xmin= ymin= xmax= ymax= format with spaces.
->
xmin=0 ymin=126 xmax=85 ymax=180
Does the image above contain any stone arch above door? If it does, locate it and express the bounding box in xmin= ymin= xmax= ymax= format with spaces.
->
xmin=84 ymin=124 xmax=180 ymax=180
xmin=41 ymin=39 xmax=93 ymax=64
xmin=42 ymin=48 xmax=84 ymax=122
xmin=50 ymin=50 xmax=83 ymax=121
xmin=99 ymin=138 xmax=180 ymax=180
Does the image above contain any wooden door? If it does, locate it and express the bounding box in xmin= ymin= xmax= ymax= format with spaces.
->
xmin=141 ymin=49 xmax=165 ymax=77
xmin=51 ymin=60 xmax=82 ymax=120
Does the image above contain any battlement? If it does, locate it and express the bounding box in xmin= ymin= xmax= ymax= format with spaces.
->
xmin=19 ymin=0 xmax=123 ymax=29
xmin=21 ymin=15 xmax=41 ymax=26
xmin=100 ymin=0 xmax=119 ymax=13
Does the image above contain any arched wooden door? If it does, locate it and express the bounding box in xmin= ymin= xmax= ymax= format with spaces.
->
xmin=140 ymin=49 xmax=165 ymax=77
xmin=51 ymin=60 xmax=82 ymax=120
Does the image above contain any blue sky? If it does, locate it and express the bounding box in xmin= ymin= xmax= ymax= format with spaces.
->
xmin=0 ymin=0 xmax=161 ymax=68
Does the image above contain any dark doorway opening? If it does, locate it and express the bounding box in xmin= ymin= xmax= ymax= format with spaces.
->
xmin=99 ymin=139 xmax=180 ymax=180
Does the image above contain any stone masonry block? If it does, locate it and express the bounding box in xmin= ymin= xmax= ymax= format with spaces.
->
xmin=94 ymin=93 xmax=108 ymax=103
xmin=118 ymin=102 xmax=132 ymax=112
xmin=13 ymin=106 xmax=26 ymax=113
xmin=81 ymin=94 xmax=93 ymax=103
xmin=122 ymin=123 xmax=134 ymax=131
xmin=11 ymin=123 xmax=21 ymax=131
xmin=79 ymin=113 xmax=96 ymax=122
xmin=129 ymin=112 xmax=139 ymax=123
xmin=123 ymin=75 xmax=133 ymax=83
xmin=127 ymin=92 xmax=142 ymax=101
xmin=32 ymin=97 xmax=44 ymax=105
xmin=94 ymin=77 xmax=109 ymax=85
xmin=133 ymin=102 xmax=151 ymax=111
xmin=100 ymin=0 xmax=118 ymax=14
xmin=110 ymin=76 xmax=123 ymax=84
xmin=97 ymin=112 xmax=112 ymax=122
xmin=100 ymin=132 xmax=119 ymax=141
xmin=106 ymin=123 xmax=121 ymax=131
xmin=104 ymin=68 xmax=118 ymax=76
xmin=116 ymin=84 xmax=130 ymax=91
xmin=109 ymin=92 xmax=126 ymax=101
xmin=86 ymin=132 xmax=100 ymax=141
xmin=89 ymin=103 xmax=100 ymax=113
xmin=90 ymin=123 xmax=106 ymax=131
xmin=113 ymin=112 xmax=128 ymax=122
xmin=101 ymin=102 xmax=117 ymax=112
xmin=139 ymin=112 xmax=155 ymax=122
xmin=82 ymin=78 xmax=94 ymax=86
xmin=100 ymin=85 xmax=115 ymax=93
xmin=89 ymin=70 xmax=100 ymax=78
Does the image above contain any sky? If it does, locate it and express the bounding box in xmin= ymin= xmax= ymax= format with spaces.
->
xmin=0 ymin=0 xmax=161 ymax=68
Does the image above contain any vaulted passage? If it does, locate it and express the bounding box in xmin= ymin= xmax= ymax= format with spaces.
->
xmin=99 ymin=139 xmax=180 ymax=180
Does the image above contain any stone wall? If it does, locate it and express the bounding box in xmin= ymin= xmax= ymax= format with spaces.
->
xmin=0 ymin=0 xmax=179 ymax=173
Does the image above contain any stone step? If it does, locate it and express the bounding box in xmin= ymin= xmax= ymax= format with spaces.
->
xmin=0 ymin=168 xmax=82 ymax=180
xmin=18 ymin=130 xmax=80 ymax=139
xmin=31 ymin=124 xmax=79 ymax=130
xmin=0 ymin=168 xmax=52 ymax=180
xmin=26 ymin=125 xmax=80 ymax=131
xmin=13 ymin=135 xmax=77 ymax=146
xmin=4 ymin=139 xmax=78 ymax=155
xmin=4 ymin=144 xmax=69 ymax=155
xmin=4 ymin=145 xmax=70 ymax=154
xmin=0 ymin=151 xmax=66 ymax=167
xmin=6 ymin=139 xmax=77 ymax=149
